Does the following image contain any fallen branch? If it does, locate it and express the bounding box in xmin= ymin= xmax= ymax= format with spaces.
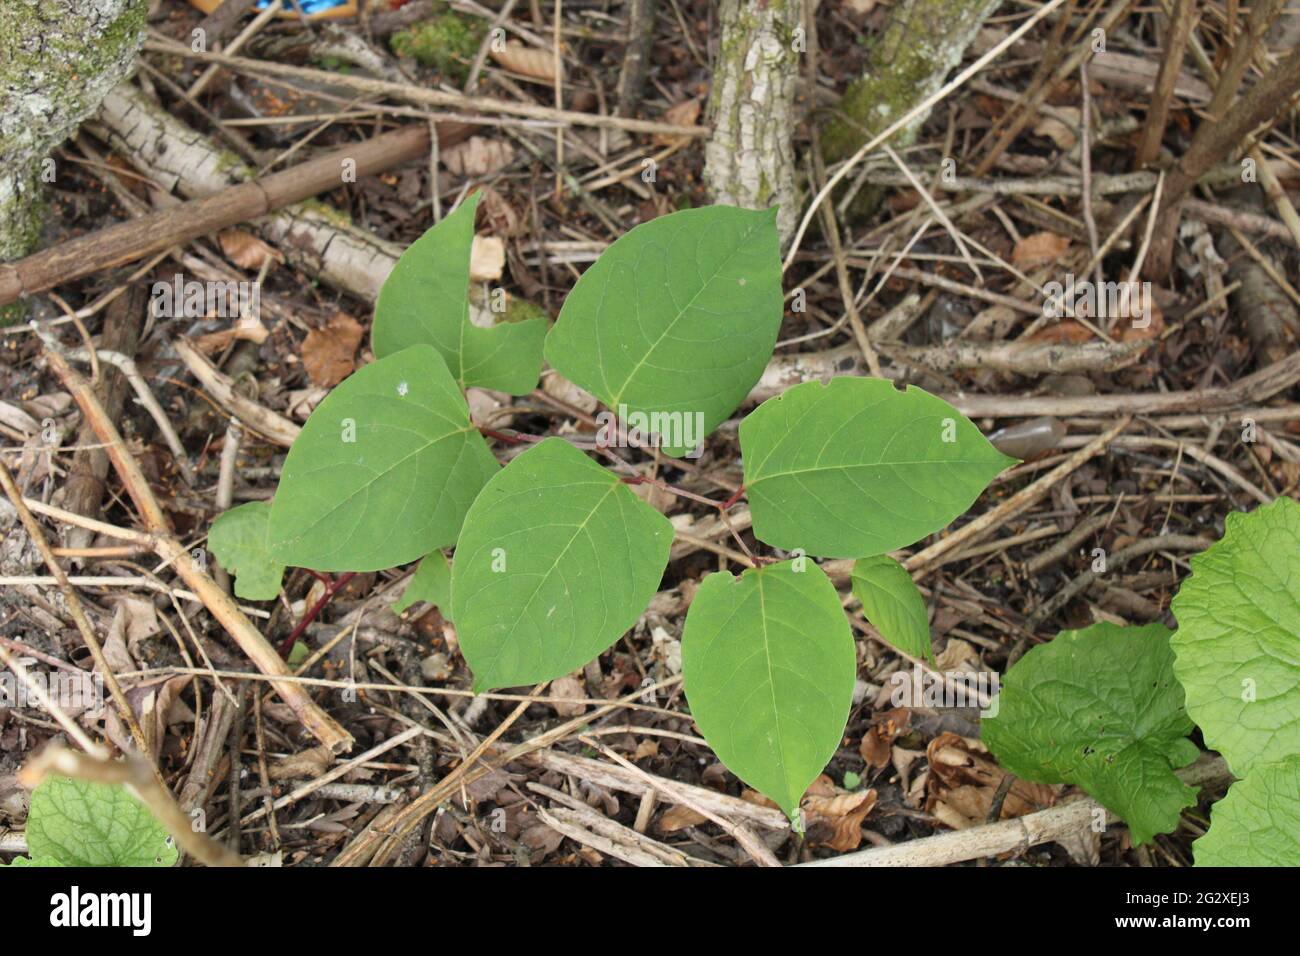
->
xmin=799 ymin=753 xmax=1231 ymax=867
xmin=0 ymin=110 xmax=470 ymax=307
xmin=41 ymin=347 xmax=353 ymax=754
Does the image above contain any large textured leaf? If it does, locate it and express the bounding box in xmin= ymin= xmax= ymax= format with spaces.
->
xmin=740 ymin=377 xmax=1015 ymax=558
xmin=208 ymin=501 xmax=285 ymax=600
xmin=1194 ymin=756 xmax=1300 ymax=866
xmin=982 ymin=622 xmax=1199 ymax=845
xmin=452 ymin=438 xmax=673 ymax=691
xmin=851 ymin=554 xmax=933 ymax=664
xmin=269 ymin=345 xmax=499 ymax=572
xmin=681 ymin=560 xmax=856 ymax=819
xmin=1170 ymin=497 xmax=1300 ymax=776
xmin=371 ymin=193 xmax=545 ymax=394
xmin=26 ymin=776 xmax=176 ymax=867
xmin=393 ymin=550 xmax=452 ymax=617
xmin=544 ymin=205 xmax=783 ymax=457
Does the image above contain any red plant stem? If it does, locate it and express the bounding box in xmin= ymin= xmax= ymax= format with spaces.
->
xmin=720 ymin=485 xmax=747 ymax=510
xmin=279 ymin=572 xmax=356 ymax=659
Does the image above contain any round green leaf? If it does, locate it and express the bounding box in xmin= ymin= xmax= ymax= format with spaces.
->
xmin=372 ymin=193 xmax=545 ymax=395
xmin=208 ymin=501 xmax=285 ymax=600
xmin=27 ymin=776 xmax=176 ymax=867
xmin=681 ymin=559 xmax=856 ymax=818
xmin=1170 ymin=497 xmax=1300 ymax=777
xmin=982 ymin=622 xmax=1198 ymax=845
xmin=740 ymin=377 xmax=1015 ymax=559
xmin=452 ymin=437 xmax=673 ymax=691
xmin=1194 ymin=756 xmax=1300 ymax=866
xmin=269 ymin=345 xmax=499 ymax=572
xmin=544 ymin=205 xmax=783 ymax=457
xmin=851 ymin=554 xmax=933 ymax=664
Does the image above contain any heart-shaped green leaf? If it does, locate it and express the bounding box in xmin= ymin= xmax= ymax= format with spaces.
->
xmin=741 ymin=377 xmax=1015 ymax=558
xmin=1194 ymin=756 xmax=1300 ymax=866
xmin=544 ymin=205 xmax=783 ymax=457
xmin=372 ymin=193 xmax=545 ymax=394
xmin=681 ymin=559 xmax=856 ymax=819
xmin=394 ymin=550 xmax=452 ymax=617
xmin=1170 ymin=497 xmax=1300 ymax=777
xmin=982 ymin=622 xmax=1199 ymax=845
xmin=208 ymin=501 xmax=285 ymax=600
xmin=851 ymin=554 xmax=933 ymax=664
xmin=452 ymin=437 xmax=673 ymax=691
xmin=26 ymin=776 xmax=177 ymax=867
xmin=269 ymin=345 xmax=499 ymax=572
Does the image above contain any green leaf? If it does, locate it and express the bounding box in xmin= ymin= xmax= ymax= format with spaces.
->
xmin=452 ymin=437 xmax=673 ymax=691
xmin=1170 ymin=497 xmax=1300 ymax=777
xmin=981 ymin=622 xmax=1198 ymax=845
xmin=208 ymin=501 xmax=285 ymax=600
xmin=0 ymin=855 xmax=64 ymax=867
xmin=681 ymin=559 xmax=856 ymax=819
xmin=394 ymin=550 xmax=452 ymax=616
xmin=26 ymin=776 xmax=176 ymax=867
xmin=1194 ymin=756 xmax=1300 ymax=866
xmin=268 ymin=345 xmax=500 ymax=572
xmin=372 ymin=193 xmax=545 ymax=394
xmin=740 ymin=377 xmax=1015 ymax=559
xmin=851 ymin=554 xmax=934 ymax=664
xmin=544 ymin=205 xmax=783 ymax=457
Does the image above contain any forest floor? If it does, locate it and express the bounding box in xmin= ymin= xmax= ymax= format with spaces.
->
xmin=1 ymin=0 xmax=1298 ymax=867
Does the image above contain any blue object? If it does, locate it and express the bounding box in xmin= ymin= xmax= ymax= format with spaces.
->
xmin=256 ymin=0 xmax=351 ymax=13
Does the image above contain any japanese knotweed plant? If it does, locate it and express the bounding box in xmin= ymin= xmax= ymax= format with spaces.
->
xmin=213 ymin=196 xmax=1015 ymax=820
xmin=982 ymin=497 xmax=1300 ymax=865
xmin=1 ymin=776 xmax=177 ymax=867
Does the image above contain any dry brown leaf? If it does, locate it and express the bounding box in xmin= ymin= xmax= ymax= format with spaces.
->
xmin=860 ymin=707 xmax=911 ymax=769
xmin=653 ymin=98 xmax=702 ymax=146
xmin=1012 ymin=230 xmax=1070 ymax=266
xmin=442 ymin=136 xmax=515 ymax=177
xmin=803 ymin=774 xmax=878 ymax=852
xmin=478 ymin=186 xmax=521 ymax=236
xmin=657 ymin=804 xmax=710 ymax=832
xmin=301 ymin=312 xmax=364 ymax=387
xmin=469 ymin=235 xmax=505 ymax=282
xmin=490 ymin=42 xmax=562 ymax=83
xmin=1116 ymin=298 xmax=1165 ymax=341
xmin=548 ymin=675 xmax=587 ymax=717
xmin=1032 ymin=321 xmax=1095 ymax=344
xmin=1033 ymin=108 xmax=1079 ymax=149
xmin=218 ymin=229 xmax=280 ymax=270
xmin=925 ymin=732 xmax=1057 ymax=828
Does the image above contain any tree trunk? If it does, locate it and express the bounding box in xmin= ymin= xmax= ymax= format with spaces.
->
xmin=703 ymin=0 xmax=804 ymax=247
xmin=0 ymin=0 xmax=148 ymax=272
xmin=822 ymin=0 xmax=1001 ymax=161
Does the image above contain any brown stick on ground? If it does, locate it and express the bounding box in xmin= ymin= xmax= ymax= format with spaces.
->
xmin=41 ymin=348 xmax=354 ymax=755
xmin=1145 ymin=39 xmax=1300 ymax=279
xmin=58 ymin=285 xmax=144 ymax=552
xmin=0 ymin=121 xmax=469 ymax=307
xmin=1132 ymin=0 xmax=1198 ymax=170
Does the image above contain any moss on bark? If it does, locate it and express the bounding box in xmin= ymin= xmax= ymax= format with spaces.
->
xmin=0 ymin=0 xmax=147 ymax=285
xmin=822 ymin=0 xmax=1000 ymax=161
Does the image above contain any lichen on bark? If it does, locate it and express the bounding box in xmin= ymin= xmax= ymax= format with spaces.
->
xmin=822 ymin=0 xmax=1001 ymax=161
xmin=0 ymin=0 xmax=148 ymax=267
xmin=704 ymin=0 xmax=804 ymax=247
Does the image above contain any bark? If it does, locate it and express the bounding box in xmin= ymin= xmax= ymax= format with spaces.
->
xmin=0 ymin=0 xmax=147 ymax=266
xmin=703 ymin=0 xmax=803 ymax=246
xmin=822 ymin=0 xmax=1001 ymax=161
